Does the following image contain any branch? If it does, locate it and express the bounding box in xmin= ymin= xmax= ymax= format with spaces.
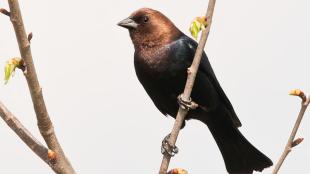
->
xmin=0 ymin=101 xmax=50 ymax=164
xmin=6 ymin=1 xmax=75 ymax=173
xmin=272 ymin=91 xmax=310 ymax=174
xmin=159 ymin=0 xmax=217 ymax=173
xmin=0 ymin=8 xmax=10 ymax=16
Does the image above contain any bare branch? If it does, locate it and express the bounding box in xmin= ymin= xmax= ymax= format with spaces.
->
xmin=272 ymin=91 xmax=310 ymax=174
xmin=0 ymin=101 xmax=50 ymax=164
xmin=7 ymin=1 xmax=75 ymax=173
xmin=159 ymin=0 xmax=217 ymax=173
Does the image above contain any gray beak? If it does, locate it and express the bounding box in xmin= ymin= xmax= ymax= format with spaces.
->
xmin=117 ymin=18 xmax=138 ymax=29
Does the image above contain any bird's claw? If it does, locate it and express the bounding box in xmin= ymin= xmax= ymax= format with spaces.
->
xmin=177 ymin=94 xmax=198 ymax=110
xmin=161 ymin=134 xmax=179 ymax=157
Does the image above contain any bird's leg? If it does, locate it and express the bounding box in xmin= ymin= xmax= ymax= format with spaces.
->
xmin=161 ymin=133 xmax=179 ymax=157
xmin=177 ymin=94 xmax=198 ymax=110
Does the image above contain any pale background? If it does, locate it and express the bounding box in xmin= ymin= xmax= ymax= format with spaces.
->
xmin=0 ymin=0 xmax=309 ymax=173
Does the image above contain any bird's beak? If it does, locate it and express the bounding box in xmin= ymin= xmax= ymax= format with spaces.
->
xmin=117 ymin=17 xmax=138 ymax=29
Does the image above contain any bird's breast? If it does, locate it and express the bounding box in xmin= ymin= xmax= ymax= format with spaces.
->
xmin=134 ymin=46 xmax=172 ymax=76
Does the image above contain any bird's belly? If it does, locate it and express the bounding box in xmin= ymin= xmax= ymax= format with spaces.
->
xmin=135 ymin=58 xmax=219 ymax=118
xmin=136 ymin=68 xmax=185 ymax=116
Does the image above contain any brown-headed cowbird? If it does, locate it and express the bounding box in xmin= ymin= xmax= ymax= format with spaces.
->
xmin=118 ymin=8 xmax=272 ymax=174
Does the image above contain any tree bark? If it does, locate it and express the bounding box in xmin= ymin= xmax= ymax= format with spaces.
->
xmin=6 ymin=0 xmax=75 ymax=173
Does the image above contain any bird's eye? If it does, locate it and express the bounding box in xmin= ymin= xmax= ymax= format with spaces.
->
xmin=143 ymin=16 xmax=149 ymax=23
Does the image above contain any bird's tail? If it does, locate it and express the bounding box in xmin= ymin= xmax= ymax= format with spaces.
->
xmin=200 ymin=105 xmax=273 ymax=174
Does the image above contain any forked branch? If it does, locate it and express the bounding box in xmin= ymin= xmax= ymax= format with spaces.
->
xmin=0 ymin=0 xmax=76 ymax=173
xmin=0 ymin=101 xmax=50 ymax=164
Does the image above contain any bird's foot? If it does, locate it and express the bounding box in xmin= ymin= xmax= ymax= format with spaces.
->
xmin=161 ymin=133 xmax=179 ymax=157
xmin=177 ymin=94 xmax=198 ymax=110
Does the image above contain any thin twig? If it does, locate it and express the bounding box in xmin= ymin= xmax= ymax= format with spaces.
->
xmin=159 ymin=0 xmax=216 ymax=173
xmin=7 ymin=1 xmax=75 ymax=173
xmin=0 ymin=101 xmax=50 ymax=164
xmin=0 ymin=8 xmax=10 ymax=16
xmin=272 ymin=93 xmax=310 ymax=174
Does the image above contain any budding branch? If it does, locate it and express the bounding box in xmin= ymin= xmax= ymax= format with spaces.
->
xmin=159 ymin=0 xmax=217 ymax=173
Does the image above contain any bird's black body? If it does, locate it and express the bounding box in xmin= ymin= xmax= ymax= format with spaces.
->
xmin=134 ymin=35 xmax=241 ymax=127
xmin=134 ymin=34 xmax=272 ymax=173
xmin=118 ymin=8 xmax=273 ymax=174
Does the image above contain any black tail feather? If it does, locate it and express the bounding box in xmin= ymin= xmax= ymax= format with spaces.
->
xmin=200 ymin=105 xmax=273 ymax=174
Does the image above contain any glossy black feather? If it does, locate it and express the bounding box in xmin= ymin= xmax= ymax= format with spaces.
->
xmin=135 ymin=35 xmax=241 ymax=126
xmin=134 ymin=34 xmax=272 ymax=173
xmin=121 ymin=8 xmax=272 ymax=174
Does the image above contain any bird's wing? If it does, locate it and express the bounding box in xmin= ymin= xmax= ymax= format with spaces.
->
xmin=179 ymin=36 xmax=242 ymax=127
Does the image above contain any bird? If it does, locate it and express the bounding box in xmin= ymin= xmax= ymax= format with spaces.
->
xmin=118 ymin=8 xmax=273 ymax=174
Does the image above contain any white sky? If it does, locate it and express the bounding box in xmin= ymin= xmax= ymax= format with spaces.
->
xmin=0 ymin=0 xmax=309 ymax=173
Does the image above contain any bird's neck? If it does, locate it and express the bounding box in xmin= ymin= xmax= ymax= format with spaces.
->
xmin=130 ymin=29 xmax=183 ymax=52
xmin=134 ymin=38 xmax=163 ymax=51
xmin=131 ymin=34 xmax=166 ymax=52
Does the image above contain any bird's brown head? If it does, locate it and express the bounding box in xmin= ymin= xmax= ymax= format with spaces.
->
xmin=118 ymin=8 xmax=182 ymax=50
